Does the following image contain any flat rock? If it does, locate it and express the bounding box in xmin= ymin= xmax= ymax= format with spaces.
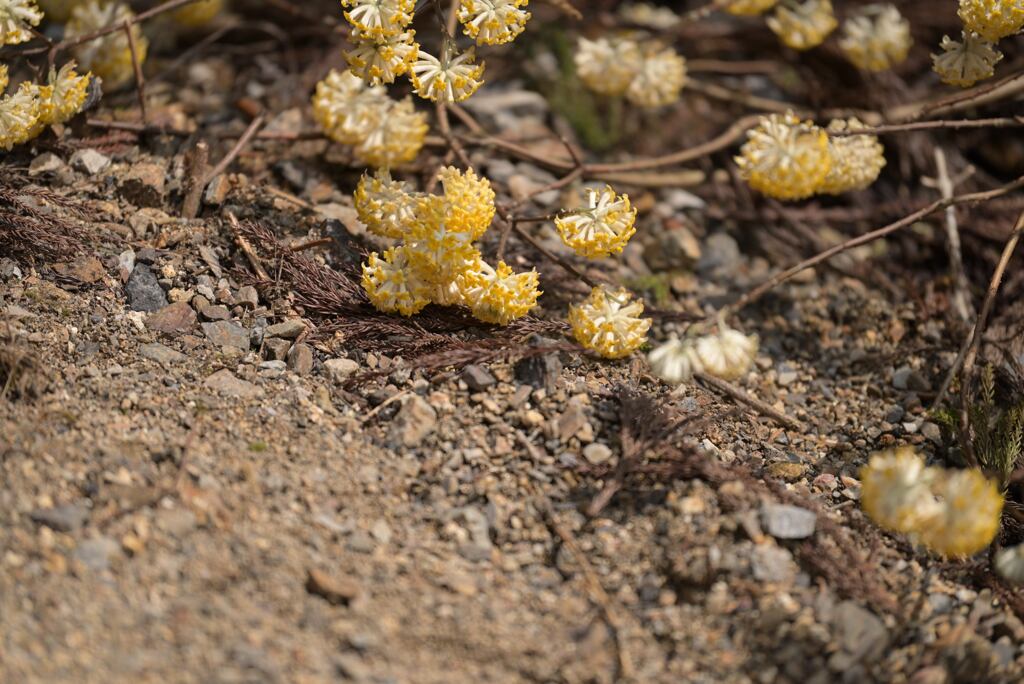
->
xmin=390 ymin=395 xmax=437 ymax=447
xmin=29 ymin=152 xmax=66 ymax=176
xmin=139 ymin=342 xmax=187 ymax=364
xmin=29 ymin=503 xmax=90 ymax=532
xmin=73 ymin=537 xmax=120 ymax=572
xmin=204 ymin=369 xmax=264 ymax=399
xmin=265 ymin=319 xmax=306 ymax=339
xmin=324 ymin=358 xmax=359 ymax=383
xmin=119 ymin=162 xmax=166 ymax=207
xmin=750 ymin=544 xmax=797 ymax=584
xmin=832 ymin=601 xmax=889 ymax=663
xmin=70 ymin=148 xmax=111 ymax=175
xmin=263 ymin=338 xmax=291 ymax=361
xmin=147 ymin=302 xmax=197 ymax=334
xmin=202 ymin=320 xmax=250 ymax=350
xmin=462 ymin=364 xmax=496 ymax=391
xmin=126 ymin=264 xmax=168 ymax=312
xmin=761 ymin=503 xmax=817 ymax=540
xmin=306 ymin=568 xmax=360 ymax=605
xmin=582 ymin=443 xmax=613 ymax=465
xmin=287 ymin=343 xmax=314 ymax=376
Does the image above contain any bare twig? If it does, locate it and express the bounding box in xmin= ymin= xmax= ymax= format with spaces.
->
xmin=830 ymin=117 xmax=1024 ymax=136
xmin=694 ymin=371 xmax=802 ymax=431
xmin=123 ymin=20 xmax=147 ymax=122
xmin=511 ymin=222 xmax=599 ymax=289
xmin=928 ymin=148 xmax=974 ymax=322
xmin=226 ymin=212 xmax=270 ymax=282
xmin=181 ymin=141 xmax=210 ymax=219
xmin=205 ymin=114 xmax=265 ymax=183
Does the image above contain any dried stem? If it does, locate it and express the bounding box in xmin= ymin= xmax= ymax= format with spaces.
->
xmin=694 ymin=371 xmax=802 ymax=431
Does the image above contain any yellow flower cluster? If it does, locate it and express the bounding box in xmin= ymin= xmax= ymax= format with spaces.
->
xmin=839 ymin=4 xmax=912 ymax=72
xmin=554 ymin=185 xmax=637 ymax=259
xmin=410 ymin=44 xmax=485 ymax=103
xmin=312 ymin=69 xmax=428 ymax=168
xmin=766 ymin=0 xmax=837 ymax=51
xmin=457 ymin=0 xmax=531 ymax=46
xmin=0 ymin=0 xmax=42 ymax=46
xmin=0 ymin=60 xmax=90 ymax=150
xmin=958 ymin=0 xmax=1024 ymax=42
xmin=358 ymin=167 xmax=540 ymax=324
xmin=736 ymin=112 xmax=885 ymax=200
xmin=171 ymin=0 xmax=224 ymax=27
xmin=647 ymin=325 xmax=758 ymax=384
xmin=66 ymin=1 xmax=146 ymax=90
xmin=861 ymin=447 xmax=1004 ymax=558
xmin=575 ymin=36 xmax=687 ymax=108
xmin=618 ymin=2 xmax=680 ymax=29
xmin=932 ymin=31 xmax=1004 ymax=87
xmin=725 ymin=0 xmax=778 ymax=16
xmin=569 ymin=286 xmax=651 ymax=359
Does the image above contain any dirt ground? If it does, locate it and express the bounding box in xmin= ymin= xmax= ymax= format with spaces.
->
xmin=4 ymin=1 xmax=1024 ymax=683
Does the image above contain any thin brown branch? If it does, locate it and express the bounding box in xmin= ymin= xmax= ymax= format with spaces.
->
xmin=511 ymin=222 xmax=599 ymax=289
xmin=830 ymin=117 xmax=1024 ymax=136
xmin=123 ymin=20 xmax=147 ymax=122
xmin=204 ymin=114 xmax=265 ymax=183
xmin=694 ymin=371 xmax=802 ymax=431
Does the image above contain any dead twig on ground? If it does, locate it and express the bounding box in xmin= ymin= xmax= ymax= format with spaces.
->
xmin=694 ymin=371 xmax=802 ymax=431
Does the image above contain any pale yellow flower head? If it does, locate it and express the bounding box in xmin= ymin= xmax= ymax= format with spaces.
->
xmin=354 ymin=97 xmax=428 ymax=168
xmin=648 ymin=336 xmax=703 ymax=384
xmin=0 ymin=0 xmax=43 ymax=46
xmin=0 ymin=64 xmax=8 ymax=94
xmin=555 ymin=185 xmax=637 ymax=259
xmin=404 ymin=195 xmax=481 ymax=284
xmin=67 ymin=1 xmax=147 ymax=90
xmin=626 ymin=43 xmax=687 ymax=109
xmin=839 ymin=4 xmax=912 ymax=72
xmin=694 ymin=326 xmax=758 ymax=381
xmin=172 ymin=0 xmax=224 ymax=27
xmin=311 ymin=68 xmax=387 ymax=145
xmin=575 ymin=36 xmax=642 ymax=97
xmin=725 ymin=0 xmax=778 ymax=16
xmin=917 ymin=468 xmax=1003 ymax=558
xmin=735 ymin=111 xmax=831 ymax=200
xmin=345 ymin=30 xmax=419 ymax=85
xmin=341 ymin=0 xmax=414 ymax=39
xmin=458 ymin=0 xmax=531 ymax=46
xmin=362 ymin=246 xmax=431 ymax=316
xmin=569 ymin=286 xmax=650 ymax=359
xmin=0 ymin=81 xmax=42 ymax=150
xmin=817 ymin=118 xmax=885 ymax=195
xmin=457 ymin=258 xmax=540 ymax=325
xmin=437 ymin=166 xmax=496 ymax=240
xmin=932 ymin=31 xmax=1003 ymax=87
xmin=354 ymin=169 xmax=421 ymax=239
xmin=410 ymin=45 xmax=485 ymax=103
xmin=767 ymin=0 xmax=837 ymax=51
xmin=958 ymin=0 xmax=1024 ymax=42
xmin=38 ymin=61 xmax=91 ymax=127
xmin=861 ymin=447 xmax=942 ymax=535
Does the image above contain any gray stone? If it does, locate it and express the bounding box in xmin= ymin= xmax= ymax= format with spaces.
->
xmin=156 ymin=508 xmax=197 ymax=536
xmin=390 ymin=395 xmax=437 ymax=447
xmin=514 ymin=338 xmax=562 ymax=391
xmin=234 ymin=285 xmax=259 ymax=308
xmin=582 ymin=443 xmax=613 ymax=465
xmin=263 ymin=338 xmax=291 ymax=361
xmin=29 ymin=152 xmax=66 ymax=176
xmin=462 ymin=364 xmax=496 ymax=391
xmin=698 ymin=232 xmax=741 ymax=276
xmin=117 ymin=250 xmax=135 ymax=283
xmin=557 ymin=404 xmax=590 ymax=442
xmin=324 ymin=358 xmax=359 ymax=383
xmin=147 ymin=302 xmax=197 ymax=334
xmin=119 ymin=162 xmax=166 ymax=207
xmin=450 ymin=506 xmax=492 ymax=562
xmin=198 ymin=303 xmax=230 ymax=321
xmin=776 ymin=364 xmax=799 ymax=387
xmin=832 ymin=601 xmax=889 ymax=662
xmin=761 ymin=503 xmax=817 ymax=540
xmin=750 ymin=544 xmax=796 ymax=583
xmin=893 ymin=366 xmax=930 ymax=392
xmin=921 ymin=421 xmax=942 ymax=444
xmin=70 ymin=148 xmax=111 ymax=175
xmin=73 ymin=537 xmax=120 ymax=572
xmin=265 ymin=319 xmax=306 ymax=339
xmin=126 ymin=264 xmax=168 ymax=312
xmin=139 ymin=342 xmax=187 ymax=364
xmin=29 ymin=503 xmax=90 ymax=532
xmin=204 ymin=369 xmax=264 ymax=399
xmin=202 ymin=321 xmax=250 ymax=350
xmin=287 ymin=343 xmax=314 ymax=376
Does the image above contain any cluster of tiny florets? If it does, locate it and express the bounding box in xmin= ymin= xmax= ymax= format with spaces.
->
xmin=861 ymin=447 xmax=1004 ymax=558
xmin=312 ymin=68 xmax=428 ymax=168
xmin=725 ymin=0 xmax=778 ymax=17
xmin=555 ymin=185 xmax=637 ymax=259
xmin=647 ymin=325 xmax=758 ymax=384
xmin=358 ymin=167 xmax=540 ymax=324
xmin=575 ymin=36 xmax=686 ymax=108
xmin=569 ymin=286 xmax=651 ymax=359
xmin=932 ymin=30 xmax=1004 ymax=87
xmin=958 ymin=0 xmax=1024 ymax=42
xmin=766 ymin=0 xmax=837 ymax=51
xmin=839 ymin=4 xmax=912 ymax=72
xmin=66 ymin=1 xmax=146 ymax=90
xmin=457 ymin=0 xmax=531 ymax=46
xmin=0 ymin=60 xmax=91 ymax=151
xmin=0 ymin=0 xmax=43 ymax=46
xmin=736 ymin=112 xmax=885 ymax=199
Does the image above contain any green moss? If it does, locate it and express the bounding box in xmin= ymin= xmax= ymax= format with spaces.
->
xmin=248 ymin=440 xmax=268 ymax=453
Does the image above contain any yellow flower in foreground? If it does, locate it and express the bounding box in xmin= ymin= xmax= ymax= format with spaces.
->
xmin=362 ymin=246 xmax=431 ymax=316
xmin=767 ymin=0 xmax=837 ymax=51
xmin=410 ymin=46 xmax=485 ymax=103
xmin=861 ymin=447 xmax=942 ymax=535
xmin=725 ymin=0 xmax=778 ymax=15
xmin=817 ymin=118 xmax=885 ymax=195
xmin=958 ymin=0 xmax=1024 ymax=42
xmin=932 ymin=31 xmax=1003 ymax=88
xmin=555 ymin=185 xmax=637 ymax=258
xmin=437 ymin=165 xmax=495 ymax=239
xmin=341 ymin=0 xmax=414 ymax=39
xmin=67 ymin=1 xmax=147 ymax=90
xmin=354 ymin=97 xmax=428 ymax=168
xmin=458 ymin=258 xmax=540 ymax=325
xmin=0 ymin=0 xmax=43 ymax=46
xmin=345 ymin=30 xmax=419 ymax=85
xmin=405 ymin=195 xmax=480 ymax=284
xmin=354 ymin=169 xmax=421 ymax=239
xmin=648 ymin=336 xmax=703 ymax=384
xmin=735 ymin=112 xmax=831 ymax=200
xmin=311 ymin=68 xmax=387 ymax=145
xmin=0 ymin=64 xmax=8 ymax=94
xmin=695 ymin=326 xmax=758 ymax=381
xmin=839 ymin=4 xmax=912 ymax=72
xmin=569 ymin=286 xmax=650 ymax=359
xmin=458 ymin=0 xmax=531 ymax=46
xmin=38 ymin=61 xmax=90 ymax=126
xmin=917 ymin=468 xmax=1003 ymax=557
xmin=0 ymin=81 xmax=42 ymax=150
